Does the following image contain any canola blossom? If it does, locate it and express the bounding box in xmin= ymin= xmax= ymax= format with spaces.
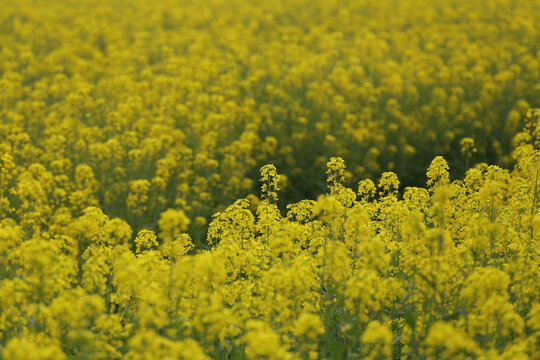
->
xmin=0 ymin=0 xmax=539 ymax=359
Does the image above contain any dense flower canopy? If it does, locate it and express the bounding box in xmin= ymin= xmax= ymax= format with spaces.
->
xmin=0 ymin=0 xmax=539 ymax=359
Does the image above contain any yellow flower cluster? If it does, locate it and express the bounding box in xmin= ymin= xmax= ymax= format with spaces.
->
xmin=1 ymin=0 xmax=540 ymax=358
xmin=2 ymin=0 xmax=540 ymax=237
xmin=1 ymin=123 xmax=539 ymax=358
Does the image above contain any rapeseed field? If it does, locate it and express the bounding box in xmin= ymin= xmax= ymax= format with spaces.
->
xmin=0 ymin=0 xmax=539 ymax=358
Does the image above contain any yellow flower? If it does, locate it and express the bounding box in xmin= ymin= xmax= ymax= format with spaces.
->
xmin=361 ymin=320 xmax=393 ymax=359
xmin=378 ymin=172 xmax=400 ymax=195
xmin=134 ymin=229 xmax=159 ymax=253
xmin=260 ymin=164 xmax=280 ymax=202
xmin=427 ymin=156 xmax=450 ymax=188
xmin=158 ymin=208 xmax=191 ymax=243
xmin=460 ymin=137 xmax=477 ymax=155
xmin=426 ymin=321 xmax=479 ymax=358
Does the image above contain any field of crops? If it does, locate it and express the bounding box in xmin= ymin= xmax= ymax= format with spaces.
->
xmin=1 ymin=0 xmax=539 ymax=358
